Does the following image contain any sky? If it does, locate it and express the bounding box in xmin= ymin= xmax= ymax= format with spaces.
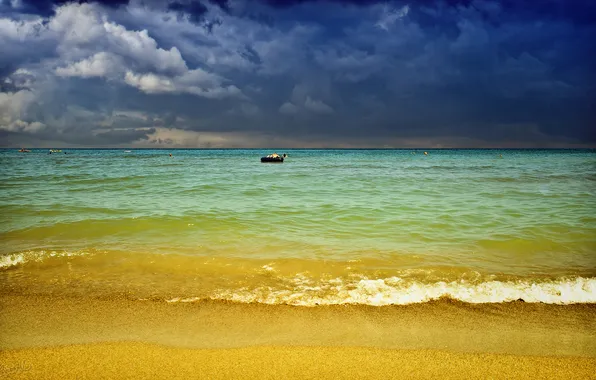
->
xmin=0 ymin=0 xmax=594 ymax=148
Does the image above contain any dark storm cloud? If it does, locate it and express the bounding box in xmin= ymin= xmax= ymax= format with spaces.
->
xmin=491 ymin=0 xmax=596 ymax=25
xmin=168 ymin=1 xmax=208 ymax=23
xmin=207 ymin=0 xmax=230 ymax=12
xmin=0 ymin=65 xmax=16 ymax=81
xmin=0 ymin=0 xmax=130 ymax=16
xmin=254 ymin=0 xmax=384 ymax=7
xmin=166 ymin=2 xmax=226 ymax=33
xmin=244 ymin=0 xmax=596 ymax=29
xmin=165 ymin=0 xmax=232 ymax=29
xmin=0 ymin=0 xmax=594 ymax=147
xmin=254 ymin=0 xmax=596 ymax=20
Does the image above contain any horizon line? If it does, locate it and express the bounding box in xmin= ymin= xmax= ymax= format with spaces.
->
xmin=3 ymin=147 xmax=595 ymax=150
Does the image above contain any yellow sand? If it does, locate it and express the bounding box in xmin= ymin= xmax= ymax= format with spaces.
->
xmin=2 ymin=343 xmax=596 ymax=380
xmin=1 ymin=295 xmax=595 ymax=379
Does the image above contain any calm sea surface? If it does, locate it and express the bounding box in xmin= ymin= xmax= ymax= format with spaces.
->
xmin=1 ymin=149 xmax=595 ymax=305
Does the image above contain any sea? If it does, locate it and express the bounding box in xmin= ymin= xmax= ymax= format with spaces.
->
xmin=1 ymin=149 xmax=595 ymax=305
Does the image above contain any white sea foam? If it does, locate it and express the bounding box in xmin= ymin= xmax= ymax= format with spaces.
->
xmin=0 ymin=250 xmax=93 ymax=269
xmin=0 ymin=254 xmax=26 ymax=269
xmin=261 ymin=264 xmax=275 ymax=272
xmin=166 ymin=276 xmax=596 ymax=306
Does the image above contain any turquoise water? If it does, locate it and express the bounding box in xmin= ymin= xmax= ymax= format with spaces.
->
xmin=1 ymin=149 xmax=595 ymax=304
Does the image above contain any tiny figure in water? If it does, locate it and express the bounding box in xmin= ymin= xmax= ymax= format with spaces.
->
xmin=169 ymin=153 xmax=172 ymax=157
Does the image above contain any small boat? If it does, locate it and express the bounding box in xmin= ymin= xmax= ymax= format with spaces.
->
xmin=18 ymin=148 xmax=31 ymax=153
xmin=261 ymin=153 xmax=286 ymax=163
xmin=49 ymin=149 xmax=62 ymax=153
xmin=261 ymin=156 xmax=284 ymax=163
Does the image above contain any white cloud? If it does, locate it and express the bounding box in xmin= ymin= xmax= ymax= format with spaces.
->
xmin=48 ymin=4 xmax=187 ymax=75
xmin=304 ymin=97 xmax=334 ymax=114
xmin=56 ymin=52 xmax=123 ymax=78
xmin=102 ymin=22 xmax=188 ymax=75
xmin=0 ymin=17 xmax=47 ymax=41
xmin=376 ymin=4 xmax=410 ymax=31
xmin=124 ymin=71 xmax=176 ymax=93
xmin=49 ymin=3 xmax=106 ymax=47
xmin=6 ymin=69 xmax=37 ymax=89
xmin=0 ymin=89 xmax=36 ymax=123
xmin=0 ymin=87 xmax=47 ymax=134
xmin=0 ymin=119 xmax=45 ymax=133
xmin=124 ymin=70 xmax=242 ymax=98
xmin=41 ymin=3 xmax=239 ymax=98
xmin=279 ymin=102 xmax=298 ymax=115
xmin=279 ymin=97 xmax=333 ymax=115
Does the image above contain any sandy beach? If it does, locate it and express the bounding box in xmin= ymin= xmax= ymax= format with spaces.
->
xmin=3 ymin=343 xmax=596 ymax=380
xmin=1 ymin=295 xmax=595 ymax=379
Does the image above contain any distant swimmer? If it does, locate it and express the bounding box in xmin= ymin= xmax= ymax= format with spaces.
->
xmin=424 ymin=151 xmax=428 ymax=155
xmin=169 ymin=153 xmax=172 ymax=157
xmin=499 ymin=154 xmax=503 ymax=158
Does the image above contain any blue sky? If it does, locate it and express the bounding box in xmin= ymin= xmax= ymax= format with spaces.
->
xmin=0 ymin=0 xmax=594 ymax=147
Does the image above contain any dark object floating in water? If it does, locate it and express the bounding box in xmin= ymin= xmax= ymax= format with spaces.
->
xmin=261 ymin=153 xmax=286 ymax=163
xmin=261 ymin=156 xmax=283 ymax=163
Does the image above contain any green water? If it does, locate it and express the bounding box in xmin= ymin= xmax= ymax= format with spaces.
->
xmin=1 ymin=149 xmax=595 ymax=304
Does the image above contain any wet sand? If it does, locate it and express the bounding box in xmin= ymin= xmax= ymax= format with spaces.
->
xmin=1 ymin=295 xmax=595 ymax=379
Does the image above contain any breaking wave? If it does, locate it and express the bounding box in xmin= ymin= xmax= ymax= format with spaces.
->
xmin=166 ymin=276 xmax=596 ymax=306
xmin=0 ymin=250 xmax=94 ymax=269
